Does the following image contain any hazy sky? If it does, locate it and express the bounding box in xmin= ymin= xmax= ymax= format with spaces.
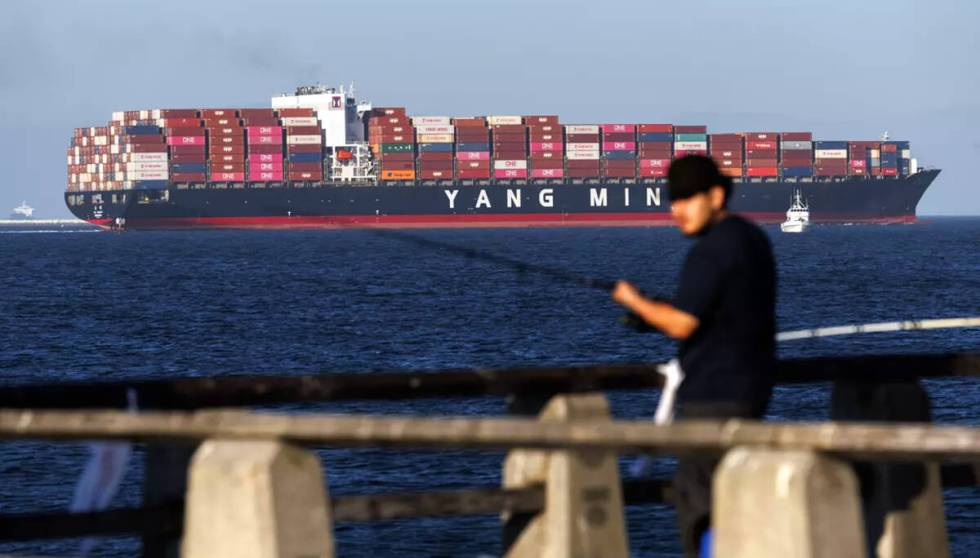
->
xmin=2 ymin=0 xmax=977 ymax=216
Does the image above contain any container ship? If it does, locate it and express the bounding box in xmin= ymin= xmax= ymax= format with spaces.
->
xmin=64 ymin=85 xmax=939 ymax=230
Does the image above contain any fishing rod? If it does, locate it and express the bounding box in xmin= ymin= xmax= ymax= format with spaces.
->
xmin=777 ymin=316 xmax=980 ymax=342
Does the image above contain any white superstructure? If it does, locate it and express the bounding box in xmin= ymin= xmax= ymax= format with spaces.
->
xmin=271 ymin=84 xmax=372 ymax=148
xmin=10 ymin=202 xmax=34 ymax=219
xmin=780 ymin=190 xmax=810 ymax=233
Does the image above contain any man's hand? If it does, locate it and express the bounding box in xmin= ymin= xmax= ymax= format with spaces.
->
xmin=612 ymin=280 xmax=642 ymax=308
xmin=611 ymin=280 xmax=700 ymax=340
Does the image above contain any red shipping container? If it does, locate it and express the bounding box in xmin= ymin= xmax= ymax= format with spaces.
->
xmin=243 ymin=117 xmax=281 ymax=126
xmin=171 ymin=153 xmax=206 ymax=164
xmin=252 ymin=161 xmax=284 ymax=172
xmin=530 ymin=159 xmax=563 ymax=169
xmin=639 ymin=124 xmax=673 ymax=133
xmin=850 ymin=160 xmax=867 ymax=169
xmin=213 ymin=163 xmax=245 ymax=172
xmin=288 ymin=162 xmax=322 ymax=172
xmin=240 ymin=108 xmax=276 ymax=118
xmin=567 ymin=169 xmax=601 ymax=178
xmin=530 ymin=142 xmax=562 ymax=152
xmin=674 ymin=125 xmax=707 ymax=134
xmin=286 ymin=126 xmax=321 ymax=135
xmin=158 ymin=109 xmax=199 ymax=119
xmin=212 ymin=172 xmax=245 ymax=182
xmin=246 ymin=144 xmax=281 ymax=154
xmin=746 ymin=167 xmax=778 ymax=177
xmin=211 ymin=145 xmax=246 ymax=155
xmin=371 ymin=116 xmax=411 ymax=126
xmin=457 ymin=160 xmax=490 ymax=170
xmin=379 ymin=152 xmax=414 ymax=162
xmin=453 ymin=117 xmax=486 ymax=126
xmin=419 ymin=169 xmax=453 ymax=180
xmin=457 ymin=151 xmax=491 ymax=161
xmin=123 ymin=135 xmax=166 ymax=144
xmin=418 ymin=152 xmax=453 ymax=161
xmin=710 ymin=134 xmax=741 ymax=141
xmin=602 ymin=133 xmax=635 ymax=142
xmin=159 ymin=118 xmax=202 ymax=128
xmin=212 ymin=137 xmax=245 ymax=147
xmin=170 ymin=172 xmax=207 ymax=182
xmin=251 ymin=153 xmax=283 ymax=163
xmin=746 ymin=141 xmax=777 ymax=150
xmin=210 ymin=155 xmax=245 ymax=164
xmin=492 ymin=124 xmax=526 ymax=133
xmin=640 ymin=167 xmax=669 ymax=177
xmin=746 ymin=150 xmax=777 ymax=159
xmin=372 ymin=134 xmax=413 ymax=144
xmin=746 ymin=158 xmax=778 ymax=166
xmin=165 ymin=127 xmax=205 ymax=136
xmin=203 ymin=118 xmax=241 ymax=127
xmin=246 ymin=126 xmax=284 ymax=135
xmin=288 ymin=170 xmax=323 ymax=181
xmin=380 ymin=161 xmax=415 ymax=171
xmin=208 ymin=127 xmax=245 ymax=137
xmin=524 ymin=115 xmax=559 ymax=125
xmin=848 ymin=167 xmax=867 ymax=176
xmin=781 ymin=132 xmax=812 ymax=141
xmin=528 ymin=124 xmax=561 ymax=133
xmin=711 ymin=149 xmax=742 ymax=159
xmin=286 ymin=145 xmax=322 ymax=153
xmin=529 ymin=132 xmax=562 ymax=142
xmin=881 ymin=144 xmax=898 ymax=153
xmin=494 ymin=150 xmax=528 ymax=158
xmin=201 ymin=109 xmax=239 ymax=118
xmin=248 ymin=171 xmax=284 ymax=181
xmin=248 ymin=135 xmax=283 ymax=146
xmin=566 ymin=134 xmax=599 ymax=143
xmin=170 ymin=145 xmax=206 ymax=155
xmin=166 ymin=136 xmax=205 ymax=146
xmin=531 ymin=168 xmax=564 ymax=178
xmin=418 ymin=161 xmax=454 ymax=170
xmin=494 ymin=169 xmax=528 ymax=179
xmin=639 ymin=159 xmax=671 ymax=169
xmin=530 ymin=152 xmax=562 ymax=161
xmin=456 ymin=169 xmax=491 ymax=179
xmin=602 ymin=124 xmax=636 ymax=133
xmin=370 ymin=107 xmax=406 ymax=117
xmin=674 ymin=150 xmax=707 ymax=157
xmin=714 ymin=159 xmax=741 ymax=169
xmin=746 ymin=132 xmax=778 ymax=141
xmin=567 ymin=160 xmax=601 ymax=168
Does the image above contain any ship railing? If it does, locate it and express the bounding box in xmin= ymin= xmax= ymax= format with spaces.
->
xmin=0 ymin=351 xmax=976 ymax=557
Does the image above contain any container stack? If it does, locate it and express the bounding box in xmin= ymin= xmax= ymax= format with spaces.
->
xmin=673 ymin=125 xmax=708 ymax=158
xmin=200 ymin=109 xmax=242 ymax=183
xmin=879 ymin=141 xmax=904 ymax=177
xmin=708 ymin=133 xmax=744 ymax=178
xmin=453 ymin=117 xmax=490 ymax=180
xmin=413 ymin=116 xmax=454 ymax=181
xmin=847 ymin=141 xmax=877 ymax=177
xmin=156 ymin=111 xmax=202 ymax=184
xmin=280 ymin=108 xmax=321 ymax=183
xmin=565 ymin=125 xmax=600 ymax=179
xmin=779 ymin=132 xmax=813 ymax=178
xmin=369 ymin=108 xmax=415 ymax=181
xmin=814 ymin=141 xmax=848 ymax=177
xmin=526 ymin=115 xmax=563 ymax=180
xmin=68 ymin=127 xmax=107 ymax=191
xmin=116 ymin=124 xmax=169 ymax=188
xmin=489 ymin=116 xmax=527 ymax=180
xmin=637 ymin=124 xmax=673 ymax=178
xmin=745 ymin=132 xmax=779 ymax=177
xmin=239 ymin=109 xmax=282 ymax=182
xmin=601 ymin=124 xmax=637 ymax=179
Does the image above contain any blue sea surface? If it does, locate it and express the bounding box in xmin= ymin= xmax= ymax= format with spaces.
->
xmin=0 ymin=218 xmax=977 ymax=557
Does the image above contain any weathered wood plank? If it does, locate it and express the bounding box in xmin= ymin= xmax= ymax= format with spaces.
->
xmin=1 ymin=411 xmax=979 ymax=460
xmin=0 ymin=353 xmax=973 ymax=409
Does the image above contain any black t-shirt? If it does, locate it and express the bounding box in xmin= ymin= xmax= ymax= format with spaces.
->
xmin=674 ymin=214 xmax=776 ymax=406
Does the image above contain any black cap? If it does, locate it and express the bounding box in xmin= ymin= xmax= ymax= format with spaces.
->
xmin=667 ymin=155 xmax=733 ymax=204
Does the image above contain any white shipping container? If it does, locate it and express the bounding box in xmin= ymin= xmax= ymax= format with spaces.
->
xmin=415 ymin=125 xmax=454 ymax=135
xmin=139 ymin=110 xmax=150 ymax=120
xmin=901 ymin=149 xmax=910 ymax=158
xmin=286 ymin=135 xmax=323 ymax=145
xmin=111 ymin=112 xmax=125 ymax=122
xmin=417 ymin=134 xmax=455 ymax=143
xmin=110 ymin=145 xmax=120 ymax=154
xmin=282 ymin=117 xmax=319 ymax=127
xmin=128 ymin=170 xmax=169 ymax=180
xmin=131 ymin=152 xmax=168 ymax=162
xmin=487 ymin=115 xmax=522 ymax=125
xmin=567 ymin=143 xmax=601 ymax=152
xmin=79 ymin=173 xmax=92 ymax=182
xmin=86 ymin=164 xmax=97 ymax=173
xmin=126 ymin=162 xmax=168 ymax=172
xmin=674 ymin=141 xmax=708 ymax=150
xmin=493 ymin=160 xmax=528 ymax=170
xmin=565 ymin=125 xmax=599 ymax=134
xmin=814 ymin=149 xmax=847 ymax=159
xmin=567 ymin=151 xmax=600 ymax=160
xmin=412 ymin=116 xmax=452 ymax=126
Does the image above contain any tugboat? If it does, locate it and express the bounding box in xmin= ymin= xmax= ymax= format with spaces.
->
xmin=780 ymin=191 xmax=810 ymax=233
xmin=8 ymin=202 xmax=35 ymax=220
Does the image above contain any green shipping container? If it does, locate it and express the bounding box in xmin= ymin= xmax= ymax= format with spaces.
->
xmin=675 ymin=133 xmax=708 ymax=142
xmin=382 ymin=143 xmax=414 ymax=153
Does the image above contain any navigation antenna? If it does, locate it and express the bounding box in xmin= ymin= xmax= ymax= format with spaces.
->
xmin=881 ymin=131 xmax=890 ymax=141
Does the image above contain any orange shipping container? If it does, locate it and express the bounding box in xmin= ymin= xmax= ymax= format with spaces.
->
xmin=380 ymin=170 xmax=416 ymax=181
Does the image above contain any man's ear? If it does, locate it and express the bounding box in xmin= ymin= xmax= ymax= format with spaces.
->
xmin=709 ymin=184 xmax=727 ymax=210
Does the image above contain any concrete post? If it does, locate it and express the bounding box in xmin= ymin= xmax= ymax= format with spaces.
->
xmin=714 ymin=447 xmax=867 ymax=558
xmin=182 ymin=439 xmax=334 ymax=558
xmin=502 ymin=394 xmax=629 ymax=558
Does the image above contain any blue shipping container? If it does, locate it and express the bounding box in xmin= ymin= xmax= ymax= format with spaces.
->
xmin=603 ymin=151 xmax=637 ymax=160
xmin=171 ymin=163 xmax=206 ymax=173
xmin=132 ymin=180 xmax=169 ymax=190
xmin=456 ymin=142 xmax=489 ymax=152
xmin=639 ymin=133 xmax=674 ymax=142
xmin=418 ymin=143 xmax=453 ymax=153
xmin=288 ymin=153 xmax=321 ymax=163
xmin=782 ymin=167 xmax=813 ymax=177
xmin=814 ymin=141 xmax=848 ymax=149
xmin=125 ymin=125 xmax=161 ymax=135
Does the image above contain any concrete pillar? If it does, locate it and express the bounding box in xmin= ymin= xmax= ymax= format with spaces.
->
xmin=875 ymin=462 xmax=949 ymax=558
xmin=182 ymin=439 xmax=334 ymax=558
xmin=713 ymin=447 xmax=867 ymax=558
xmin=502 ymin=394 xmax=628 ymax=558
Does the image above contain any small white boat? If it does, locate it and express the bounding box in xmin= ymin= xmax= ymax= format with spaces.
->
xmin=780 ymin=190 xmax=809 ymax=233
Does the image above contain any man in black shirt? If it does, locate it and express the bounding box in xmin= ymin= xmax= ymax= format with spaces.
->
xmin=612 ymin=155 xmax=776 ymax=557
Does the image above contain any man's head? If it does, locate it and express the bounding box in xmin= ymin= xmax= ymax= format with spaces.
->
xmin=667 ymin=155 xmax=732 ymax=236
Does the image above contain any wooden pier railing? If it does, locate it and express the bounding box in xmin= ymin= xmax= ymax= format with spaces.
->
xmin=0 ymin=351 xmax=976 ymax=558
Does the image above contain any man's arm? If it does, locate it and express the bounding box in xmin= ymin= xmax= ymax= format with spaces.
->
xmin=612 ymin=281 xmax=699 ymax=340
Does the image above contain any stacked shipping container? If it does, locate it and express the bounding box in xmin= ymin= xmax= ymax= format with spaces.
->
xmin=847 ymin=141 xmax=877 ymax=176
xmin=565 ymin=125 xmax=600 ymax=178
xmin=489 ymin=116 xmax=527 ymax=180
xmin=369 ymin=108 xmax=414 ymax=181
xmin=526 ymin=115 xmax=563 ymax=179
xmin=780 ymin=132 xmax=814 ymax=178
xmin=241 ymin=109 xmax=283 ymax=182
xmin=674 ymin=126 xmax=708 ymax=158
xmin=453 ymin=117 xmax=490 ymax=180
xmin=282 ymin=108 xmax=322 ymax=182
xmin=746 ymin=132 xmax=779 ymax=177
xmin=709 ymin=133 xmax=744 ymax=178
xmin=602 ymin=124 xmax=637 ymax=179
xmin=414 ymin=116 xmax=454 ymax=181
xmin=814 ymin=141 xmax=848 ymax=177
xmin=638 ymin=124 xmax=673 ymax=178
xmin=200 ymin=109 xmax=241 ymax=183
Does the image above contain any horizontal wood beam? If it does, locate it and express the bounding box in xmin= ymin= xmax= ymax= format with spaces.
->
xmin=1 ymin=410 xmax=980 ymax=461
xmin=0 ymin=353 xmax=974 ymax=410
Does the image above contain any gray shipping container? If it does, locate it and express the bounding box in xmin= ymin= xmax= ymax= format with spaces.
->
xmin=780 ymin=141 xmax=812 ymax=151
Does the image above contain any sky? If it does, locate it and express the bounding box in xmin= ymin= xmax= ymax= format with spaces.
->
xmin=1 ymin=0 xmax=977 ymax=217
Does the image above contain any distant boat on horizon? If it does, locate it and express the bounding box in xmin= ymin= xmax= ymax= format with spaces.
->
xmin=9 ymin=202 xmax=35 ymax=220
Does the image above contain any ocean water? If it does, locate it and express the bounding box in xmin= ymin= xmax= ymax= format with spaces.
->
xmin=0 ymin=218 xmax=977 ymax=557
